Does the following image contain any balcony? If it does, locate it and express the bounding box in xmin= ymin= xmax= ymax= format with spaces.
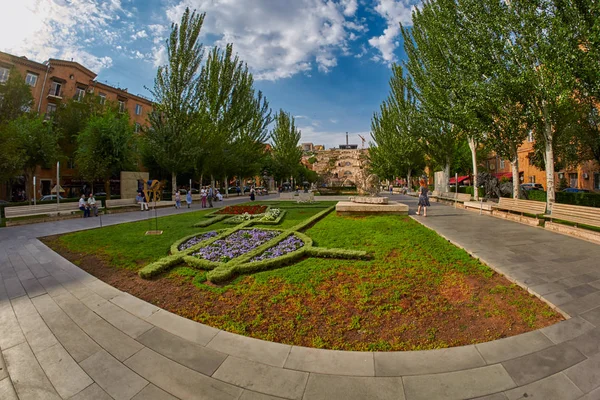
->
xmin=47 ymin=88 xmax=62 ymax=99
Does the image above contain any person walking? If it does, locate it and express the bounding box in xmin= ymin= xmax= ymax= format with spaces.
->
xmin=207 ymin=186 xmax=213 ymax=208
xmin=250 ymin=186 xmax=256 ymax=201
xmin=200 ymin=187 xmax=207 ymax=208
xmin=186 ymin=190 xmax=192 ymax=208
xmin=174 ymin=190 xmax=181 ymax=209
xmin=88 ymin=193 xmax=99 ymax=216
xmin=79 ymin=194 xmax=90 ymax=218
xmin=416 ymin=179 xmax=430 ymax=217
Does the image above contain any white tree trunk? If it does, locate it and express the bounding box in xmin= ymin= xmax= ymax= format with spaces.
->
xmin=468 ymin=137 xmax=479 ymax=201
xmin=511 ymin=155 xmax=520 ymax=199
xmin=442 ymin=163 xmax=450 ymax=193
xmin=225 ymin=177 xmax=229 ymax=197
xmin=407 ymin=169 xmax=412 ymax=192
xmin=171 ymin=172 xmax=177 ymax=195
xmin=542 ymin=103 xmax=555 ymax=209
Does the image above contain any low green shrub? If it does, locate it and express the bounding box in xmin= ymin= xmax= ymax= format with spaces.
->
xmin=307 ymin=247 xmax=369 ymax=260
xmin=457 ymin=186 xmax=485 ymax=197
xmin=182 ymin=256 xmax=219 ymax=270
xmin=525 ymin=190 xmax=600 ymax=208
xmin=138 ymin=254 xmax=183 ymax=278
xmin=525 ymin=190 xmax=547 ymax=202
xmin=194 ymin=214 xmax=228 ymax=227
xmin=290 ymin=206 xmax=335 ymax=231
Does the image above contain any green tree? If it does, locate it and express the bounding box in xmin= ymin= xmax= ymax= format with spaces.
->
xmin=75 ymin=110 xmax=136 ymax=198
xmin=0 ymin=125 xmax=24 ymax=183
xmin=145 ymin=8 xmax=206 ymax=194
xmin=0 ymin=69 xmax=33 ymax=125
xmin=7 ymin=115 xmax=60 ymax=201
xmin=270 ymin=110 xmax=302 ymax=186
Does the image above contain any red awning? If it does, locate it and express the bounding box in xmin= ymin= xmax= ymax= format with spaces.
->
xmin=494 ymin=172 xmax=512 ymax=179
xmin=449 ymin=175 xmax=470 ymax=184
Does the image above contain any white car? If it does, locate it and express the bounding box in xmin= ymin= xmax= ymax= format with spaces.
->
xmin=40 ymin=195 xmax=65 ymax=201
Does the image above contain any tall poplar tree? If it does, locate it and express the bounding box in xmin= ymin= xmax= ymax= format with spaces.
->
xmin=270 ymin=110 xmax=302 ymax=186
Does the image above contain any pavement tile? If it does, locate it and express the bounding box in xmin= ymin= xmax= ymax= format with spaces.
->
xmin=213 ymin=356 xmax=308 ymax=400
xmin=581 ymin=307 xmax=600 ymax=327
xmin=36 ymin=343 xmax=93 ymax=398
xmin=564 ymin=352 xmax=600 ymax=394
xmin=559 ymin=275 xmax=597 ymax=288
xmin=3 ymin=342 xmax=61 ymax=400
xmin=37 ymin=275 xmax=69 ymax=298
xmin=541 ymin=316 xmax=596 ymax=343
xmin=0 ymin=304 xmax=26 ymax=350
xmin=579 ymin=386 xmax=600 ymax=400
xmin=0 ymin=352 xmax=6 ymax=382
xmin=16 ymin=269 xmax=35 ymax=281
xmin=69 ymin=383 xmax=113 ymax=400
xmin=0 ymin=377 xmax=18 ymax=400
xmin=80 ymin=318 xmax=144 ymax=361
xmin=11 ymin=296 xmax=58 ymax=353
xmin=529 ymin=282 xmax=569 ymax=295
xmin=565 ymin=284 xmax=599 ymax=299
xmin=145 ymin=309 xmax=219 ymax=346
xmin=85 ymin=279 xmax=122 ymax=301
xmin=206 ymin=330 xmax=291 ymax=368
xmin=32 ymin=294 xmax=101 ymax=362
xmin=125 ymin=347 xmax=242 ymax=400
xmin=20 ymin=278 xmax=46 ymax=298
xmin=303 ymin=374 xmax=404 ymax=400
xmin=131 ymin=384 xmax=178 ymax=400
xmin=476 ymin=330 xmax=554 ymax=364
xmin=137 ymin=327 xmax=227 ymax=376
xmin=238 ymin=391 xmax=287 ymax=400
xmin=501 ymin=343 xmax=586 ymax=386
xmin=3 ymin=277 xmax=26 ymax=299
xmin=284 ymin=346 xmax=373 ymax=376
xmin=471 ymin=394 xmax=508 ymax=400
xmin=53 ymin=293 xmax=103 ymax=327
xmin=504 ymin=372 xmax=583 ymax=400
xmin=111 ymin=293 xmax=159 ymax=319
xmin=92 ymin=299 xmax=153 ymax=339
xmin=402 ymin=364 xmax=516 ymax=400
xmin=375 ymin=345 xmax=486 ymax=376
xmin=566 ymin=327 xmax=600 ymax=357
xmin=80 ymin=350 xmax=148 ymax=400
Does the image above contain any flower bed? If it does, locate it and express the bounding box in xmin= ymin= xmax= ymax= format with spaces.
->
xmin=228 ymin=208 xmax=281 ymax=223
xmin=178 ymin=231 xmax=219 ymax=251
xmin=192 ymin=229 xmax=280 ymax=262
xmin=251 ymin=234 xmax=304 ymax=262
xmin=216 ymin=205 xmax=267 ymax=215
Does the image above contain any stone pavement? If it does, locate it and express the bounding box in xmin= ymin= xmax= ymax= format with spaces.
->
xmin=1 ymin=194 xmax=600 ymax=400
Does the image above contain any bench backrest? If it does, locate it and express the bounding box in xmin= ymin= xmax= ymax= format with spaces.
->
xmin=457 ymin=193 xmax=472 ymax=202
xmin=430 ymin=190 xmax=440 ymax=197
xmin=105 ymin=198 xmax=137 ymax=207
xmin=442 ymin=192 xmax=457 ymax=199
xmin=550 ymin=203 xmax=600 ymax=228
xmin=280 ymin=192 xmax=295 ymax=200
xmin=298 ymin=192 xmax=314 ymax=201
xmin=5 ymin=202 xmax=79 ymax=218
xmin=497 ymin=197 xmax=547 ymax=215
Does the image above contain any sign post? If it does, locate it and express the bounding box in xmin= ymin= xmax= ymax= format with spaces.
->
xmin=33 ymin=176 xmax=36 ymax=206
xmin=56 ymin=162 xmax=60 ymax=206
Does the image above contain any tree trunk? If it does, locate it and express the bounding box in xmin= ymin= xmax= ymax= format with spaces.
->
xmin=442 ymin=163 xmax=450 ymax=193
xmin=511 ymin=155 xmax=519 ymax=199
xmin=407 ymin=169 xmax=412 ymax=192
xmin=468 ymin=137 xmax=479 ymax=201
xmin=542 ymin=103 xmax=555 ymax=209
xmin=171 ymin=172 xmax=177 ymax=196
xmin=104 ymin=179 xmax=111 ymax=199
xmin=224 ymin=176 xmax=229 ymax=198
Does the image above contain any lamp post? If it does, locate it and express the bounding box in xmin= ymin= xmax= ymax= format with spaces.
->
xmin=56 ymin=162 xmax=60 ymax=206
xmin=33 ymin=176 xmax=37 ymax=206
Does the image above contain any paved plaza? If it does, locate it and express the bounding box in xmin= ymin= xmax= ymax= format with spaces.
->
xmin=1 ymin=195 xmax=600 ymax=399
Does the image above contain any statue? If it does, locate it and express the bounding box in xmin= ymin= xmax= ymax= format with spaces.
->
xmin=138 ymin=179 xmax=167 ymax=203
xmin=356 ymin=156 xmax=380 ymax=197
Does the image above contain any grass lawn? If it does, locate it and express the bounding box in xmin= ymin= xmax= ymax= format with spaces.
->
xmin=42 ymin=200 xmax=561 ymax=351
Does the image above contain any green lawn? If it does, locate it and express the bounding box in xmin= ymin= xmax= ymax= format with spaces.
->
xmin=43 ymin=201 xmax=561 ymax=351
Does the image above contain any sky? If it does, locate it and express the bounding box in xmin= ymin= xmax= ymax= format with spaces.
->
xmin=0 ymin=0 xmax=421 ymax=149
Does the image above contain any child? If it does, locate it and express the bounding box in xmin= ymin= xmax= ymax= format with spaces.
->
xmin=416 ymin=179 xmax=430 ymax=217
xmin=186 ymin=190 xmax=192 ymax=208
xmin=174 ymin=190 xmax=181 ymax=209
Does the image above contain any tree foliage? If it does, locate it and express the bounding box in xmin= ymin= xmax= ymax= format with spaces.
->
xmin=0 ymin=69 xmax=33 ymax=125
xmin=270 ymin=110 xmax=302 ymax=183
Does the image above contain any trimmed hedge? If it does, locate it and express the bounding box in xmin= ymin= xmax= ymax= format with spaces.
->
xmin=169 ymin=229 xmax=227 ymax=254
xmin=306 ymin=247 xmax=369 ymax=260
xmin=457 ymin=186 xmax=485 ymax=198
xmin=138 ymin=254 xmax=184 ymax=279
xmin=193 ymin=214 xmax=228 ymax=227
xmin=290 ymin=206 xmax=335 ymax=231
xmin=525 ymin=190 xmax=600 ymax=208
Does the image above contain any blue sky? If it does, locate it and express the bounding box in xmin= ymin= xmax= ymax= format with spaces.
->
xmin=1 ymin=0 xmax=420 ymax=148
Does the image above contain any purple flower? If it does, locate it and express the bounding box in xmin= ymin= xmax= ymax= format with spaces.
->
xmin=192 ymin=229 xmax=280 ymax=262
xmin=250 ymin=235 xmax=304 ymax=262
xmin=178 ymin=231 xmax=219 ymax=251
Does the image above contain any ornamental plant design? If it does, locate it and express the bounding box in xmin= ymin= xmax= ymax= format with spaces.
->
xmin=216 ymin=205 xmax=267 ymax=215
xmin=139 ymin=206 xmax=369 ymax=283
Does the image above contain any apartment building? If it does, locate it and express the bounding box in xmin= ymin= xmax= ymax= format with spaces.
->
xmin=0 ymin=50 xmax=153 ymax=200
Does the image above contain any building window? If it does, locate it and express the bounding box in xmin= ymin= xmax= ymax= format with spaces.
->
xmin=118 ymin=100 xmax=125 ymax=113
xmin=0 ymin=66 xmax=9 ymax=83
xmin=594 ymin=173 xmax=600 ymax=190
xmin=499 ymin=159 xmax=505 ymax=169
xmin=46 ymin=103 xmax=57 ymax=118
xmin=49 ymin=81 xmax=62 ymax=97
xmin=74 ymin=87 xmax=85 ymax=102
xmin=135 ymin=104 xmax=142 ymax=115
xmin=529 ymin=176 xmax=536 ymax=183
xmin=527 ymin=131 xmax=534 ymax=142
xmin=25 ymin=72 xmax=38 ymax=87
xmin=99 ymin=93 xmax=106 ymax=105
xmin=134 ymin=123 xmax=141 ymax=133
xmin=569 ymin=173 xmax=578 ymax=188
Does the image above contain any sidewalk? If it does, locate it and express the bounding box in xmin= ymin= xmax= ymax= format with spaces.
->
xmin=0 ymin=195 xmax=599 ymax=399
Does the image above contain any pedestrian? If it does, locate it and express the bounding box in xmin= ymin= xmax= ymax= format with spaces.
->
xmin=389 ymin=184 xmax=393 ymax=194
xmin=79 ymin=194 xmax=90 ymax=218
xmin=136 ymin=192 xmax=148 ymax=211
xmin=200 ymin=187 xmax=207 ymax=208
xmin=236 ymin=186 xmax=241 ymax=196
xmin=416 ymin=179 xmax=430 ymax=217
xmin=207 ymin=186 xmax=213 ymax=208
xmin=174 ymin=190 xmax=181 ymax=209
xmin=186 ymin=190 xmax=192 ymax=208
xmin=88 ymin=193 xmax=99 ymax=216
xmin=250 ymin=187 xmax=256 ymax=201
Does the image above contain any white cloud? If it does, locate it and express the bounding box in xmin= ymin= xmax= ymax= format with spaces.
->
xmin=131 ymin=30 xmax=148 ymax=40
xmin=368 ymin=0 xmax=421 ymax=64
xmin=0 ymin=0 xmax=127 ymax=73
xmin=164 ymin=0 xmax=360 ymax=80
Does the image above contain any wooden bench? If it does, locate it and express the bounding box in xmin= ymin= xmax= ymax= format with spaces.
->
xmin=105 ymin=198 xmax=137 ymax=209
xmin=298 ymin=192 xmax=314 ymax=202
xmin=437 ymin=192 xmax=471 ymax=202
xmin=280 ymin=192 xmax=295 ymax=200
xmin=544 ymin=203 xmax=600 ymax=228
xmin=5 ymin=202 xmax=81 ymax=219
xmin=493 ymin=197 xmax=547 ymax=216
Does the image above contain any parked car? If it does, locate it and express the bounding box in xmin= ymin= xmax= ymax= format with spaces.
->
xmin=0 ymin=200 xmax=9 ymax=205
xmin=562 ymin=188 xmax=590 ymax=193
xmin=40 ymin=195 xmax=65 ymax=201
xmin=94 ymin=192 xmax=107 ymax=197
xmin=520 ymin=183 xmax=544 ymax=191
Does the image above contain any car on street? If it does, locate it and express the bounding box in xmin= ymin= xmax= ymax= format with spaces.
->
xmin=0 ymin=200 xmax=9 ymax=205
xmin=40 ymin=195 xmax=65 ymax=201
xmin=520 ymin=183 xmax=544 ymax=191
xmin=562 ymin=188 xmax=590 ymax=193
xmin=94 ymin=192 xmax=107 ymax=197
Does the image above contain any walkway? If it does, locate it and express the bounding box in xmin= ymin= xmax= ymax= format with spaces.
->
xmin=0 ymin=195 xmax=599 ymax=400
